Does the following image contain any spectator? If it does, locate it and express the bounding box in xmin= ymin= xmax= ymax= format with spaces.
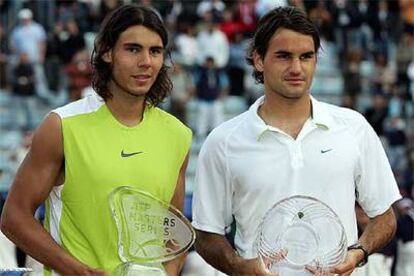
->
xmin=392 ymin=198 xmax=414 ymax=276
xmin=256 ymin=0 xmax=287 ymax=18
xmin=11 ymin=53 xmax=37 ymax=130
xmin=227 ymin=32 xmax=246 ymax=97
xmin=399 ymin=0 xmax=414 ymax=34
xmin=384 ymin=116 xmax=408 ymax=184
xmin=64 ymin=49 xmax=92 ymax=101
xmin=169 ymin=57 xmax=194 ymax=124
xmin=401 ymin=148 xmax=414 ymax=197
xmin=308 ymin=0 xmax=334 ymax=41
xmin=10 ymin=8 xmax=49 ymax=102
xmin=55 ymin=19 xmax=86 ymax=65
xmin=331 ymin=0 xmax=363 ymax=64
xmin=197 ymin=12 xmax=229 ymax=69
xmin=343 ymin=48 xmax=363 ymax=101
xmin=197 ymin=0 xmax=225 ymax=21
xmin=370 ymin=52 xmax=396 ymax=95
xmin=10 ymin=9 xmax=46 ymax=65
xmin=174 ymin=23 xmax=199 ymax=72
xmin=234 ymin=0 xmax=257 ymax=36
xmin=396 ymin=32 xmax=414 ymax=98
xmin=0 ymin=23 xmax=8 ymax=89
xmin=194 ymin=56 xmax=228 ymax=139
xmin=219 ymin=8 xmax=242 ymax=42
xmin=364 ymin=93 xmax=389 ymax=137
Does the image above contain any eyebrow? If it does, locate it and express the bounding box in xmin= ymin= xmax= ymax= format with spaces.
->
xmin=123 ymin=42 xmax=164 ymax=50
xmin=274 ymin=50 xmax=315 ymax=56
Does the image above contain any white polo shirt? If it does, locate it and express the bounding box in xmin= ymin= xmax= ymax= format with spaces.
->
xmin=192 ymin=96 xmax=401 ymax=259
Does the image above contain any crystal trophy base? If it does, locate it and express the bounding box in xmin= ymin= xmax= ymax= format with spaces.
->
xmin=112 ymin=262 xmax=166 ymax=276
xmin=0 ymin=268 xmax=33 ymax=276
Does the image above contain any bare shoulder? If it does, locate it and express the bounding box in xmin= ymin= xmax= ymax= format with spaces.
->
xmin=14 ymin=112 xmax=64 ymax=195
xmin=3 ymin=113 xmax=65 ymax=215
xmin=30 ymin=112 xmax=63 ymax=158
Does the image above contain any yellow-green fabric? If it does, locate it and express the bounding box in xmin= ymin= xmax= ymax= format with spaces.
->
xmin=44 ymin=95 xmax=191 ymax=274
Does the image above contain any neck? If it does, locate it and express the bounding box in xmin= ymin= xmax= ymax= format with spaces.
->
xmin=259 ymin=93 xmax=312 ymax=139
xmin=106 ymin=84 xmax=146 ymax=127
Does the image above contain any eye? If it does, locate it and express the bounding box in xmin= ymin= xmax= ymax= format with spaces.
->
xmin=276 ymin=53 xmax=291 ymax=60
xmin=127 ymin=47 xmax=140 ymax=54
xmin=300 ymin=53 xmax=314 ymax=60
xmin=150 ymin=48 xmax=163 ymax=56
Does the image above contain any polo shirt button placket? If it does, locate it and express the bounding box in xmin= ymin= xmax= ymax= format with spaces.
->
xmin=291 ymin=142 xmax=304 ymax=169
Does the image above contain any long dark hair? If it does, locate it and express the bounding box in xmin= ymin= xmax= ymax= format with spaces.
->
xmin=91 ymin=4 xmax=172 ymax=106
xmin=246 ymin=7 xmax=320 ymax=84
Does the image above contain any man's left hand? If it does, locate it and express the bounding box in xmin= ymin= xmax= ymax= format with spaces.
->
xmin=305 ymin=249 xmax=363 ymax=276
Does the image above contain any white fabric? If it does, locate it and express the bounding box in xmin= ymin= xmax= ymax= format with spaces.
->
xmin=10 ymin=22 xmax=46 ymax=63
xmin=25 ymin=255 xmax=44 ymax=275
xmin=197 ymin=0 xmax=226 ymax=17
xmin=0 ymin=230 xmax=17 ymax=268
xmin=192 ymin=96 xmax=401 ymax=259
xmin=48 ymin=185 xmax=64 ymax=246
xmin=394 ymin=240 xmax=414 ymax=276
xmin=196 ymin=100 xmax=224 ymax=139
xmin=182 ymin=251 xmax=226 ymax=276
xmin=175 ymin=34 xmax=199 ymax=67
xmin=52 ymin=91 xmax=103 ymax=119
xmin=197 ymin=29 xmax=229 ymax=68
xmin=358 ymin=253 xmax=393 ymax=276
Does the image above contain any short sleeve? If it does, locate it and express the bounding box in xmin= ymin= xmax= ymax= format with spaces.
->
xmin=355 ymin=120 xmax=401 ymax=217
xmin=192 ymin=131 xmax=233 ymax=235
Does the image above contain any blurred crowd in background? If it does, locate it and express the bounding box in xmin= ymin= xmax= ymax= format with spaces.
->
xmin=0 ymin=0 xmax=413 ymax=275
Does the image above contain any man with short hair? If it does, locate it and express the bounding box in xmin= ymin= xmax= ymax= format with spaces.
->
xmin=192 ymin=6 xmax=401 ymax=276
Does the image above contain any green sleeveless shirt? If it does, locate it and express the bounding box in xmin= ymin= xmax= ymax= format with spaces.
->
xmin=44 ymin=93 xmax=192 ymax=273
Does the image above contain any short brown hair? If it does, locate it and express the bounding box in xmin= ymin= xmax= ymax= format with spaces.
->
xmin=246 ymin=7 xmax=320 ymax=84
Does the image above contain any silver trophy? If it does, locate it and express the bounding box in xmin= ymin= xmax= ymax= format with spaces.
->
xmin=109 ymin=186 xmax=195 ymax=275
xmin=257 ymin=196 xmax=347 ymax=275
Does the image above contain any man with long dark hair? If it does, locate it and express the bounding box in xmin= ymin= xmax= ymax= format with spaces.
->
xmin=192 ymin=6 xmax=400 ymax=276
xmin=1 ymin=5 xmax=191 ymax=275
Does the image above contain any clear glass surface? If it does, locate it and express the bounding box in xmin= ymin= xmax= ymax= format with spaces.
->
xmin=109 ymin=186 xmax=195 ymax=275
xmin=257 ymin=195 xmax=347 ymax=275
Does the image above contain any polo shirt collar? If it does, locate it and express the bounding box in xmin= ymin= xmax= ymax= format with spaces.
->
xmin=310 ymin=95 xmax=334 ymax=130
xmin=248 ymin=95 xmax=334 ymax=141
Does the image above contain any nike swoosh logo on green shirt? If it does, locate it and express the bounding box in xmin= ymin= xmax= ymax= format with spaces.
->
xmin=121 ymin=150 xmax=143 ymax=158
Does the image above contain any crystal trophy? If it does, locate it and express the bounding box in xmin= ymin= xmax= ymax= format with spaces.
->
xmin=257 ymin=195 xmax=347 ymax=275
xmin=109 ymin=186 xmax=195 ymax=275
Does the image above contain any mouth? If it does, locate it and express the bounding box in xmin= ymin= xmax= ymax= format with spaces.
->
xmin=285 ymin=78 xmax=304 ymax=85
xmin=132 ymin=74 xmax=151 ymax=81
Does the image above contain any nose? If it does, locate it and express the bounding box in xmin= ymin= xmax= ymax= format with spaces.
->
xmin=289 ymin=58 xmax=302 ymax=75
xmin=138 ymin=51 xmax=151 ymax=67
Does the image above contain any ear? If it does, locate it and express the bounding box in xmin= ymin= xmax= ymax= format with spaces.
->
xmin=102 ymin=51 xmax=112 ymax=63
xmin=253 ymin=50 xmax=264 ymax=72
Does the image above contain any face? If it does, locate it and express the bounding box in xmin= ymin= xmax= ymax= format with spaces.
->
xmin=253 ymin=28 xmax=316 ymax=100
xmin=103 ymin=25 xmax=164 ymax=99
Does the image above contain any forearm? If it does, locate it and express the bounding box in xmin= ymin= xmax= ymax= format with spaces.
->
xmin=1 ymin=207 xmax=92 ymax=274
xmin=358 ymin=207 xmax=396 ymax=254
xmin=194 ymin=230 xmax=240 ymax=274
